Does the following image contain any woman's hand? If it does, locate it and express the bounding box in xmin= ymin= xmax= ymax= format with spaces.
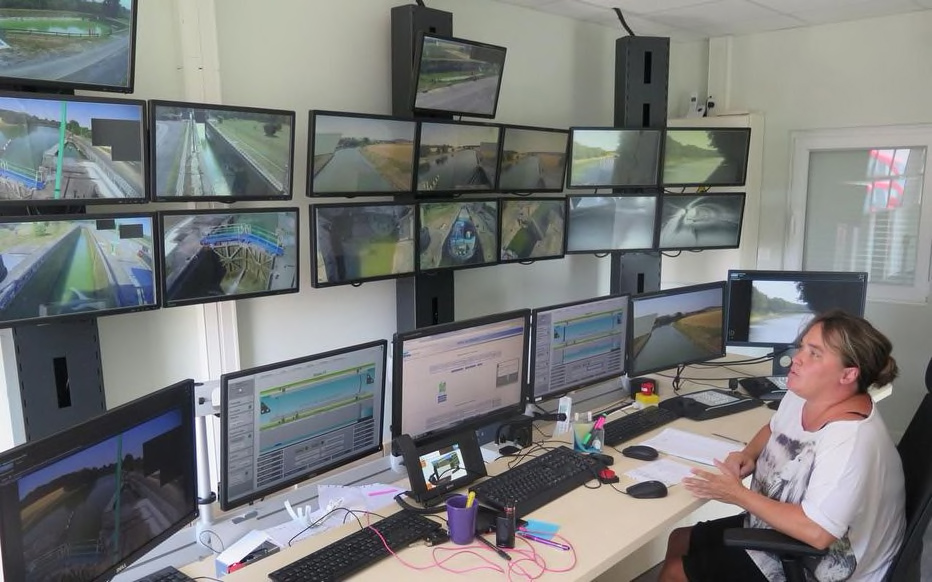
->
xmin=722 ymin=450 xmax=756 ymax=479
xmin=682 ymin=459 xmax=747 ymax=505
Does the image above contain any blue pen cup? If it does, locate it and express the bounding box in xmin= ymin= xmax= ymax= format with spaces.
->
xmin=572 ymin=421 xmax=604 ymax=453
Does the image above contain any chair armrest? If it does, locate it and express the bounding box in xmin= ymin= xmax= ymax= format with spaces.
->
xmin=723 ymin=528 xmax=828 ymax=557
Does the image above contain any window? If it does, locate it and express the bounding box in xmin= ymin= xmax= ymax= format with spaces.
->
xmin=786 ymin=126 xmax=932 ymax=303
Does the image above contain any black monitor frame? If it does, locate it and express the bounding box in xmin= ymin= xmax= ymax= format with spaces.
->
xmin=0 ymin=378 xmax=197 ymax=582
xmin=416 ymin=198 xmax=500 ymax=273
xmin=496 ymin=124 xmax=569 ymax=194
xmin=564 ymin=194 xmax=660 ymax=255
xmin=661 ymin=127 xmax=752 ymax=188
xmin=655 ymin=192 xmax=746 ymax=251
xmin=149 ymin=99 xmax=296 ymax=202
xmin=219 ymin=340 xmax=388 ymax=511
xmin=158 ymin=207 xmax=300 ymax=308
xmin=498 ymin=197 xmax=566 ymax=264
xmin=414 ymin=119 xmax=502 ymax=194
xmin=565 ymin=127 xmax=663 ymax=189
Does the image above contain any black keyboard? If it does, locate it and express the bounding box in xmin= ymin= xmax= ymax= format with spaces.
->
xmin=603 ymin=406 xmax=679 ymax=446
xmin=132 ymin=566 xmax=194 ymax=582
xmin=469 ymin=445 xmax=598 ymax=518
xmin=267 ymin=510 xmax=441 ymax=582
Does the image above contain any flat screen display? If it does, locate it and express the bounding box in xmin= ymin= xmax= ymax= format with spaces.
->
xmin=0 ymin=92 xmax=146 ymax=204
xmin=567 ymin=128 xmax=662 ymax=189
xmin=565 ymin=195 xmax=658 ymax=253
xmin=412 ymin=33 xmax=507 ymax=119
xmin=417 ymin=199 xmax=499 ymax=271
xmin=416 ymin=121 xmax=501 ymax=193
xmin=497 ymin=125 xmax=568 ymax=192
xmin=499 ymin=198 xmax=565 ymax=263
xmin=656 ymin=193 xmax=745 ymax=250
xmin=159 ymin=208 xmax=299 ymax=308
xmin=311 ymin=202 xmax=416 ymax=287
xmin=0 ymin=0 xmax=138 ymax=93
xmin=308 ymin=111 xmax=417 ymax=196
xmin=0 ymin=213 xmax=157 ymax=327
xmin=150 ymin=100 xmax=295 ymax=201
xmin=662 ymin=128 xmax=751 ymax=187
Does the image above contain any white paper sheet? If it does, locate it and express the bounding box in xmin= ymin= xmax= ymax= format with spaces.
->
xmin=624 ymin=458 xmax=695 ymax=486
xmin=637 ymin=427 xmax=742 ymax=466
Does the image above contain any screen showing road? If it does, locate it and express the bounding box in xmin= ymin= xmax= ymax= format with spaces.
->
xmin=566 ymin=195 xmax=657 ymax=253
xmin=499 ymin=198 xmax=565 ymax=262
xmin=567 ymin=128 xmax=662 ymax=189
xmin=657 ymin=193 xmax=746 ymax=250
xmin=418 ymin=200 xmax=498 ymax=271
xmin=498 ymin=126 xmax=568 ymax=192
xmin=416 ymin=121 xmax=500 ymax=193
xmin=662 ymin=128 xmax=751 ymax=187
xmin=413 ymin=34 xmax=506 ymax=118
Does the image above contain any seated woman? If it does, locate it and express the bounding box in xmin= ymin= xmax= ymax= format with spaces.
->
xmin=660 ymin=310 xmax=905 ymax=582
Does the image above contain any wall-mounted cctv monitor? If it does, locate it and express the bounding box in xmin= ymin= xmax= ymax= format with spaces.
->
xmin=159 ymin=208 xmax=299 ymax=308
xmin=566 ymin=128 xmax=662 ymax=189
xmin=311 ymin=202 xmax=416 ymax=287
xmin=0 ymin=92 xmax=146 ymax=205
xmin=417 ymin=199 xmax=499 ymax=272
xmin=0 ymin=0 xmax=138 ymax=94
xmin=412 ymin=33 xmax=507 ymax=119
xmin=565 ymin=195 xmax=658 ymax=254
xmin=150 ymin=100 xmax=295 ymax=202
xmin=308 ymin=110 xmax=417 ymax=196
xmin=499 ymin=198 xmax=565 ymax=263
xmin=656 ymin=193 xmax=746 ymax=250
xmin=415 ymin=120 xmax=501 ymax=194
xmin=662 ymin=128 xmax=751 ymax=187
xmin=0 ymin=213 xmax=158 ymax=328
xmin=497 ymin=125 xmax=568 ymax=193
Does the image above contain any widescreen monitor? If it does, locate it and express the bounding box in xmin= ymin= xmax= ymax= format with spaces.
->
xmin=497 ymin=125 xmax=568 ymax=192
xmin=159 ymin=208 xmax=299 ymax=308
xmin=530 ymin=295 xmax=629 ymax=402
xmin=311 ymin=202 xmax=416 ymax=287
xmin=499 ymin=198 xmax=565 ymax=263
xmin=0 ymin=0 xmax=138 ymax=93
xmin=417 ymin=199 xmax=499 ymax=271
xmin=308 ymin=110 xmax=417 ymax=196
xmin=150 ymin=100 xmax=295 ymax=202
xmin=662 ymin=127 xmax=751 ymax=187
xmin=0 ymin=213 xmax=158 ymax=328
xmin=565 ymin=195 xmax=658 ymax=254
xmin=566 ymin=128 xmax=662 ymax=189
xmin=628 ymin=281 xmax=726 ymax=377
xmin=416 ymin=120 xmax=501 ymax=193
xmin=656 ymin=193 xmax=746 ymax=250
xmin=220 ymin=340 xmax=387 ymax=511
xmin=0 ymin=379 xmax=197 ymax=582
xmin=412 ymin=33 xmax=507 ymax=119
xmin=392 ymin=309 xmax=530 ymax=443
xmin=0 ymin=92 xmax=146 ymax=205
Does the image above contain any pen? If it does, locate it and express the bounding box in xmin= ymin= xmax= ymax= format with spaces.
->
xmin=516 ymin=532 xmax=570 ymax=551
xmin=476 ymin=534 xmax=511 ymax=561
xmin=712 ymin=433 xmax=747 ymax=446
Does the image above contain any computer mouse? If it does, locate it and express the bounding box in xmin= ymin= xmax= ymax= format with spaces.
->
xmin=621 ymin=445 xmax=659 ymax=461
xmin=626 ymin=480 xmax=668 ymax=499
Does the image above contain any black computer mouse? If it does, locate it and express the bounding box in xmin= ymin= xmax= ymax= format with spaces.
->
xmin=626 ymin=480 xmax=669 ymax=499
xmin=621 ymin=445 xmax=659 ymax=461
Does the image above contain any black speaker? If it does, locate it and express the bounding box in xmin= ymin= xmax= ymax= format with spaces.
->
xmin=498 ymin=416 xmax=533 ymax=448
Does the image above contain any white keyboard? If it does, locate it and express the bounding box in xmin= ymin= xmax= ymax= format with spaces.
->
xmin=684 ymin=390 xmax=740 ymax=407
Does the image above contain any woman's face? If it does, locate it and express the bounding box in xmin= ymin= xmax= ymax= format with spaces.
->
xmin=787 ymin=323 xmax=856 ymax=397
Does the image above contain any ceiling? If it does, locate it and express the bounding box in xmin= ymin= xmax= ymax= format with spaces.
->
xmin=491 ymin=0 xmax=932 ymax=40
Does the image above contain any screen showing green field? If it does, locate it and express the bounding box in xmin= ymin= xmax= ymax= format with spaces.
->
xmin=662 ymin=128 xmax=750 ymax=186
xmin=418 ymin=200 xmax=499 ymax=271
xmin=500 ymin=198 xmax=564 ymax=262
xmin=413 ymin=34 xmax=506 ymax=118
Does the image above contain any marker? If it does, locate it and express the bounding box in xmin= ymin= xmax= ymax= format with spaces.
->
xmin=712 ymin=433 xmax=747 ymax=446
xmin=465 ymin=491 xmax=476 ymax=508
xmin=517 ymin=532 xmax=570 ymax=551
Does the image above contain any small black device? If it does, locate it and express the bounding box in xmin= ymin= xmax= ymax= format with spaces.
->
xmin=659 ymin=389 xmax=761 ymax=421
xmin=496 ymin=503 xmax=516 ymax=549
xmin=588 ymin=452 xmax=614 ymax=466
xmin=621 ymin=445 xmax=659 ymax=461
xmin=626 ymin=480 xmax=669 ymax=499
xmin=395 ymin=430 xmax=487 ymax=506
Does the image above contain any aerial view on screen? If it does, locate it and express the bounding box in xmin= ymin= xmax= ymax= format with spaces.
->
xmin=153 ymin=104 xmax=292 ymax=199
xmin=663 ymin=129 xmax=749 ymax=185
xmin=657 ymin=194 xmax=744 ymax=249
xmin=417 ymin=123 xmax=499 ymax=192
xmin=0 ymin=96 xmax=144 ymax=202
xmin=498 ymin=128 xmax=567 ymax=191
xmin=311 ymin=114 xmax=415 ymax=194
xmin=414 ymin=35 xmax=505 ymax=116
xmin=162 ymin=211 xmax=297 ymax=305
xmin=566 ymin=196 xmax=656 ymax=252
xmin=500 ymin=199 xmax=564 ymax=261
xmin=314 ymin=204 xmax=415 ymax=285
xmin=0 ymin=0 xmax=135 ymax=89
xmin=631 ymin=287 xmax=723 ymax=374
xmin=569 ymin=129 xmax=661 ymax=187
xmin=0 ymin=216 xmax=155 ymax=325
xmin=419 ymin=201 xmax=497 ymax=270
xmin=17 ymin=411 xmax=188 ymax=582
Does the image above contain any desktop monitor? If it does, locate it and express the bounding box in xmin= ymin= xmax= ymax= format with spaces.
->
xmin=566 ymin=128 xmax=663 ymax=189
xmin=159 ymin=208 xmax=299 ymax=308
xmin=417 ymin=199 xmax=499 ymax=272
xmin=311 ymin=202 xmax=416 ymax=287
xmin=415 ymin=120 xmax=501 ymax=193
xmin=411 ymin=33 xmax=507 ymax=119
xmin=565 ymin=195 xmax=658 ymax=254
xmin=219 ymin=340 xmax=387 ymax=511
xmin=391 ymin=309 xmax=530 ymax=443
xmin=0 ymin=0 xmax=138 ymax=94
xmin=656 ymin=193 xmax=746 ymax=250
xmin=628 ymin=281 xmax=727 ymax=377
xmin=530 ymin=295 xmax=629 ymax=402
xmin=662 ymin=127 xmax=751 ymax=187
xmin=0 ymin=92 xmax=147 ymax=205
xmin=308 ymin=110 xmax=417 ymax=196
xmin=0 ymin=212 xmax=158 ymax=328
xmin=150 ymin=100 xmax=296 ymax=202
xmin=499 ymin=198 xmax=565 ymax=263
xmin=0 ymin=379 xmax=197 ymax=582
xmin=497 ymin=125 xmax=568 ymax=192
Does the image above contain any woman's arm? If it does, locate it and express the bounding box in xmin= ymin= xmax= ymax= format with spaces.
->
xmin=721 ymin=423 xmax=771 ymax=478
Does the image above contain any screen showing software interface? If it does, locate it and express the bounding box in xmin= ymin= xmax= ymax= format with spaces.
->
xmin=224 ymin=344 xmax=385 ymax=505
xmin=419 ymin=444 xmax=467 ymax=490
xmin=400 ymin=317 xmax=526 ymax=440
xmin=533 ymin=297 xmax=628 ymax=401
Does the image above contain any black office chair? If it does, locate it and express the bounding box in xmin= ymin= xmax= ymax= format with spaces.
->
xmin=723 ymin=356 xmax=932 ymax=582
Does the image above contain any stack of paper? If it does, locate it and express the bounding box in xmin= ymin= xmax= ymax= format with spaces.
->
xmin=637 ymin=428 xmax=742 ymax=466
